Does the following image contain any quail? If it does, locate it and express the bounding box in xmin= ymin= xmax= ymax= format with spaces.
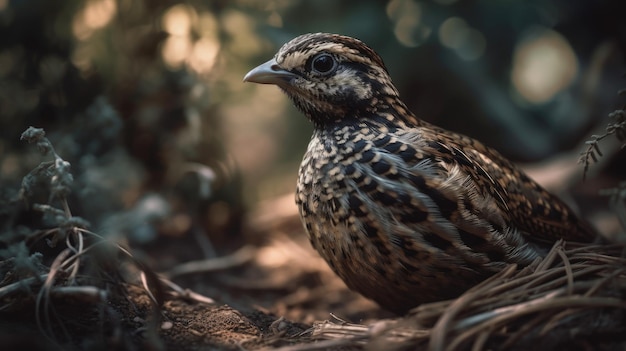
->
xmin=244 ymin=33 xmax=596 ymax=314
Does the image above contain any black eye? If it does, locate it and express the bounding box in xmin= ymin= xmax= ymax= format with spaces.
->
xmin=311 ymin=54 xmax=337 ymax=74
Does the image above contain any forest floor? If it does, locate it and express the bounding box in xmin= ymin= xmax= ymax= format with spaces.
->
xmin=0 ymin=193 xmax=394 ymax=351
xmin=1 ymin=192 xmax=625 ymax=351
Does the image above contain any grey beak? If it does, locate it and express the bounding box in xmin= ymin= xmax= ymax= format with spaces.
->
xmin=243 ymin=58 xmax=296 ymax=87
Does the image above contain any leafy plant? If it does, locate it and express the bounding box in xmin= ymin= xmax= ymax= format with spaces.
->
xmin=579 ymin=90 xmax=626 ymax=241
xmin=579 ymin=91 xmax=626 ymax=180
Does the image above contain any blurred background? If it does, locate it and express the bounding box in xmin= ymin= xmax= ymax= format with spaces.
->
xmin=1 ymin=0 xmax=625 ymax=263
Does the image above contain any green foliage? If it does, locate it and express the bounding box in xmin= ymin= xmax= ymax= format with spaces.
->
xmin=579 ymin=90 xmax=626 ymax=239
xmin=0 ymin=126 xmax=161 ymax=347
xmin=19 ymin=127 xmax=89 ymax=229
xmin=580 ymin=100 xmax=626 ymax=181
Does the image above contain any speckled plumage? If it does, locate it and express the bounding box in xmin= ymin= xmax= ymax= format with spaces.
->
xmin=244 ymin=33 xmax=596 ymax=314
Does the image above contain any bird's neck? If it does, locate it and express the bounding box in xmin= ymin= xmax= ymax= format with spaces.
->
xmin=300 ymin=91 xmax=426 ymax=131
xmin=376 ymin=96 xmax=426 ymax=128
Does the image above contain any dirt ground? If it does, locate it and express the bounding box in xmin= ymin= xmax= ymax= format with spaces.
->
xmin=1 ymin=184 xmax=625 ymax=351
xmin=2 ymin=103 xmax=623 ymax=349
xmin=0 ymin=195 xmax=626 ymax=351
xmin=0 ymin=193 xmax=396 ymax=351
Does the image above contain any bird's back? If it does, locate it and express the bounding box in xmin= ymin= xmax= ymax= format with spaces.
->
xmin=418 ymin=122 xmax=596 ymax=243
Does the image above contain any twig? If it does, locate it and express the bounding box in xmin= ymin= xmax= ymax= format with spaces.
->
xmin=164 ymin=245 xmax=256 ymax=278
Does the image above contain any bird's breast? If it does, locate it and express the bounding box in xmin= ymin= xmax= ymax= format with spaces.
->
xmin=292 ymin=127 xmax=543 ymax=312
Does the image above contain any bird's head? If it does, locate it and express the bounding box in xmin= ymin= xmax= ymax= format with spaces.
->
xmin=244 ymin=33 xmax=408 ymax=128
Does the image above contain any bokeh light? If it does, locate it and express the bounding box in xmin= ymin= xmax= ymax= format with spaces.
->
xmin=511 ymin=27 xmax=578 ymax=104
xmin=161 ymin=4 xmax=195 ymax=69
xmin=438 ymin=17 xmax=486 ymax=61
xmin=160 ymin=5 xmax=221 ymax=74
xmin=72 ymin=0 xmax=117 ymax=41
xmin=387 ymin=0 xmax=431 ymax=47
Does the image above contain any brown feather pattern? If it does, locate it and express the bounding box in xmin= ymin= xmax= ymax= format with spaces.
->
xmin=244 ymin=33 xmax=596 ymax=314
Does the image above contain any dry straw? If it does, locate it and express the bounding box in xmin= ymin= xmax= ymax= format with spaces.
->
xmin=280 ymin=240 xmax=626 ymax=351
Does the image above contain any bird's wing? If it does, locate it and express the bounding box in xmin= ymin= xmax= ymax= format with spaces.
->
xmin=417 ymin=126 xmax=596 ymax=243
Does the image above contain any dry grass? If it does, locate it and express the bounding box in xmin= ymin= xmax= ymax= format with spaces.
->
xmin=279 ymin=241 xmax=626 ymax=351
